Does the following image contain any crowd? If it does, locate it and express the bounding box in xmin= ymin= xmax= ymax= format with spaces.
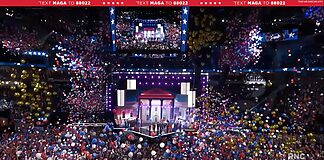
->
xmin=274 ymin=80 xmax=324 ymax=133
xmin=0 ymin=8 xmax=323 ymax=160
xmin=0 ymin=24 xmax=39 ymax=56
xmin=1 ymin=9 xmax=112 ymax=123
xmin=0 ymin=79 xmax=323 ymax=159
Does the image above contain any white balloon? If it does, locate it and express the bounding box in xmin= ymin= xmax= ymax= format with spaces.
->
xmin=92 ymin=144 xmax=96 ymax=149
xmin=139 ymin=137 xmax=143 ymax=142
xmin=16 ymin=151 xmax=22 ymax=156
xmin=128 ymin=152 xmax=134 ymax=158
xmin=121 ymin=143 xmax=126 ymax=148
xmin=159 ymin=142 xmax=165 ymax=148
xmin=71 ymin=142 xmax=76 ymax=147
xmin=166 ymin=149 xmax=171 ymax=153
xmin=151 ymin=150 xmax=156 ymax=156
xmin=36 ymin=153 xmax=42 ymax=159
xmin=103 ymin=147 xmax=107 ymax=152
xmin=137 ymin=144 xmax=142 ymax=149
xmin=72 ymin=136 xmax=76 ymax=140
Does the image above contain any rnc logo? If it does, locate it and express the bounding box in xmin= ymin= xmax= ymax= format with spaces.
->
xmin=288 ymin=153 xmax=306 ymax=160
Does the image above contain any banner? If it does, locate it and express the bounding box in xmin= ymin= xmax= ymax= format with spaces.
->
xmin=0 ymin=0 xmax=322 ymax=6
xmin=261 ymin=28 xmax=298 ymax=42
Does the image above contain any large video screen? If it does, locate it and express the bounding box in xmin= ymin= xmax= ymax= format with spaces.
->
xmin=116 ymin=7 xmax=182 ymax=51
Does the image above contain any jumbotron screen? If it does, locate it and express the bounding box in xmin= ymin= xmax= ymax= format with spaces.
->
xmin=116 ymin=7 xmax=182 ymax=51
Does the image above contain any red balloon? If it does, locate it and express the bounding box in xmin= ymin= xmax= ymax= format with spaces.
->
xmin=127 ymin=134 xmax=134 ymax=141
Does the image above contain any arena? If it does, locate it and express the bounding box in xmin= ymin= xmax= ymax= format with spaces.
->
xmin=0 ymin=7 xmax=323 ymax=159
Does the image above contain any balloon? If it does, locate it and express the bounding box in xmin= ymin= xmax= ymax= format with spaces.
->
xmin=21 ymin=94 xmax=26 ymax=99
xmin=14 ymin=92 xmax=20 ymax=97
xmin=92 ymin=138 xmax=97 ymax=144
xmin=127 ymin=134 xmax=135 ymax=141
xmin=36 ymin=121 xmax=42 ymax=125
xmin=128 ymin=152 xmax=134 ymax=158
xmin=34 ymin=88 xmax=39 ymax=92
xmin=80 ymin=131 xmax=85 ymax=136
xmin=121 ymin=143 xmax=126 ymax=148
xmin=139 ymin=137 xmax=143 ymax=142
xmin=17 ymin=101 xmax=24 ymax=106
xmin=151 ymin=150 xmax=156 ymax=156
xmin=11 ymin=74 xmax=17 ymax=79
xmin=166 ymin=149 xmax=171 ymax=153
xmin=49 ymin=146 xmax=54 ymax=150
xmin=16 ymin=151 xmax=22 ymax=156
xmin=160 ymin=142 xmax=165 ymax=148
xmin=36 ymin=153 xmax=42 ymax=159
xmin=137 ymin=144 xmax=142 ymax=149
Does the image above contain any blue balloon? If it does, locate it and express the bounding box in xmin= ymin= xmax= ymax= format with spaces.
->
xmin=100 ymin=141 xmax=105 ymax=146
xmin=104 ymin=125 xmax=110 ymax=131
xmin=130 ymin=145 xmax=135 ymax=152
xmin=92 ymin=138 xmax=97 ymax=144
xmin=179 ymin=154 xmax=183 ymax=159
xmin=80 ymin=131 xmax=85 ymax=136
xmin=163 ymin=153 xmax=170 ymax=158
